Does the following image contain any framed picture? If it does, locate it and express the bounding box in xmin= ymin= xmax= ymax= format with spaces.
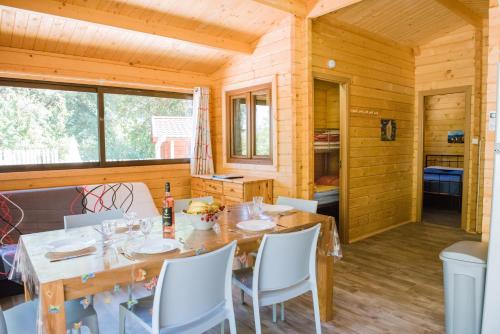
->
xmin=448 ymin=130 xmax=464 ymax=144
xmin=381 ymin=119 xmax=396 ymax=141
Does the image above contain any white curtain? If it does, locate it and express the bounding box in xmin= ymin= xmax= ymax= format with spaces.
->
xmin=191 ymin=87 xmax=214 ymax=175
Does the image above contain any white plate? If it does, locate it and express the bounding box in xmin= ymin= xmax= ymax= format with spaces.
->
xmin=132 ymin=239 xmax=181 ymax=255
xmin=237 ymin=220 xmax=276 ymax=232
xmin=46 ymin=238 xmax=96 ymax=253
xmin=262 ymin=204 xmax=294 ymax=213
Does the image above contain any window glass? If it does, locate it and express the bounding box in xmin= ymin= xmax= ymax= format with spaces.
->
xmin=104 ymin=93 xmax=193 ymax=161
xmin=0 ymin=86 xmax=98 ymax=166
xmin=231 ymin=97 xmax=248 ymax=156
xmin=253 ymin=92 xmax=270 ymax=156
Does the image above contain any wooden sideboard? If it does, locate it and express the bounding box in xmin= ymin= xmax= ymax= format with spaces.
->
xmin=191 ymin=175 xmax=273 ymax=205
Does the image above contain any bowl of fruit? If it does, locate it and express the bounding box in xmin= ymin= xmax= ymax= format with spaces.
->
xmin=183 ymin=201 xmax=225 ymax=230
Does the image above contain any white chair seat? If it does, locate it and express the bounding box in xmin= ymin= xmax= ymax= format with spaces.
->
xmin=119 ymin=296 xmax=229 ymax=334
xmin=233 ymin=268 xmax=312 ymax=306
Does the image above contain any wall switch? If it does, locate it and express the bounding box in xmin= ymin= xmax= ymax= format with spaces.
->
xmin=472 ymin=137 xmax=479 ymax=145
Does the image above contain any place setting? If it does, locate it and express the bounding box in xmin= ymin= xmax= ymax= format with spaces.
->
xmin=233 ymin=196 xmax=291 ymax=234
xmin=45 ymin=237 xmax=98 ymax=262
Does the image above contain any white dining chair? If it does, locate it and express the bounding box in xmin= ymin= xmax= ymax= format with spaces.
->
xmin=233 ymin=224 xmax=322 ymax=334
xmin=118 ymin=241 xmax=237 ymax=334
xmin=175 ymin=196 xmax=214 ymax=213
xmin=276 ymin=196 xmax=318 ymax=213
xmin=0 ymin=299 xmax=98 ymax=334
xmin=64 ymin=209 xmax=124 ymax=229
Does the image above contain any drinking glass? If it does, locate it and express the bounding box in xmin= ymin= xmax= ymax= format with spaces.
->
xmin=139 ymin=218 xmax=152 ymax=239
xmin=101 ymin=219 xmax=116 ymax=240
xmin=253 ymin=196 xmax=263 ymax=215
xmin=124 ymin=211 xmax=138 ymax=235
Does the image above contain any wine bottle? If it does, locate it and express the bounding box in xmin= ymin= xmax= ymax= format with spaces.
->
xmin=162 ymin=182 xmax=175 ymax=238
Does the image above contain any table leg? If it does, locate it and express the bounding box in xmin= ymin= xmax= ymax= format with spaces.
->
xmin=23 ymin=283 xmax=32 ymax=302
xmin=40 ymin=280 xmax=66 ymax=334
xmin=317 ymin=253 xmax=334 ymax=321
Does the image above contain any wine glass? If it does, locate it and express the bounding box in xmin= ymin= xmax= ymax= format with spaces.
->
xmin=124 ymin=211 xmax=138 ymax=235
xmin=139 ymin=218 xmax=152 ymax=239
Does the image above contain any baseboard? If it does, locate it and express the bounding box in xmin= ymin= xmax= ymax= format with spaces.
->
xmin=349 ymin=220 xmax=415 ymax=243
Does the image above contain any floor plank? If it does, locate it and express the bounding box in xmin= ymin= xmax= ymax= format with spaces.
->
xmin=1 ymin=222 xmax=480 ymax=333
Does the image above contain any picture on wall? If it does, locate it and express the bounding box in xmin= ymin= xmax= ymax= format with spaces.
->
xmin=448 ymin=130 xmax=464 ymax=144
xmin=381 ymin=119 xmax=396 ymax=141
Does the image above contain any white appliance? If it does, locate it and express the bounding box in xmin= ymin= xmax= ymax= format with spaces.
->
xmin=482 ymin=63 xmax=500 ymax=334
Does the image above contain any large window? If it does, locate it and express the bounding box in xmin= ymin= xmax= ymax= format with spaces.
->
xmin=227 ymin=84 xmax=272 ymax=164
xmin=0 ymin=79 xmax=192 ymax=171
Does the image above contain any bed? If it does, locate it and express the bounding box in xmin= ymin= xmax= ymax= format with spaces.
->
xmin=423 ymin=154 xmax=463 ymax=209
xmin=314 ymin=184 xmax=339 ymax=207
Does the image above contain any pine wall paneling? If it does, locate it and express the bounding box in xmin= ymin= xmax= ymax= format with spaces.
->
xmin=414 ymin=25 xmax=483 ymax=232
xmin=311 ymin=19 xmax=415 ymax=242
xmin=482 ymin=2 xmax=500 ymax=241
xmin=211 ymin=17 xmax=296 ymax=201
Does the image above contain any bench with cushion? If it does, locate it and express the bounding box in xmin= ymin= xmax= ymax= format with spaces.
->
xmin=0 ymin=182 xmax=158 ymax=289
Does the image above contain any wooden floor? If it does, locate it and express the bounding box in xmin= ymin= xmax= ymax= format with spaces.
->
xmin=1 ymin=222 xmax=480 ymax=333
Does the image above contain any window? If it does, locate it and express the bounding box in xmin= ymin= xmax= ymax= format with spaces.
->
xmin=0 ymin=79 xmax=193 ymax=171
xmin=227 ymin=84 xmax=272 ymax=164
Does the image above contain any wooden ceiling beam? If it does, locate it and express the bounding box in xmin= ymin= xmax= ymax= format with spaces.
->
xmin=0 ymin=0 xmax=254 ymax=55
xmin=307 ymin=0 xmax=363 ymax=18
xmin=432 ymin=0 xmax=482 ymax=27
xmin=251 ymin=0 xmax=309 ymax=17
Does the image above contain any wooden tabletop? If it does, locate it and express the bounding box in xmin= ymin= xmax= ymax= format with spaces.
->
xmin=15 ymin=203 xmax=335 ymax=333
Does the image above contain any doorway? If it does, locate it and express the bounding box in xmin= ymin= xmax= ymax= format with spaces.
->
xmin=417 ymin=87 xmax=471 ymax=230
xmin=312 ymin=73 xmax=350 ymax=242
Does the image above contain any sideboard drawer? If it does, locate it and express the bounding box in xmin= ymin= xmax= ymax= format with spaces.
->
xmin=223 ymin=182 xmax=243 ymax=198
xmin=204 ymin=180 xmax=223 ymax=194
xmin=191 ymin=177 xmax=205 ymax=192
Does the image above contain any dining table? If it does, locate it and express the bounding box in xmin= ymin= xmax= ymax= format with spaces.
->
xmin=10 ymin=203 xmax=340 ymax=334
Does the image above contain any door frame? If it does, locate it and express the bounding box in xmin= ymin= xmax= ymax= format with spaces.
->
xmin=416 ymin=86 xmax=472 ymax=230
xmin=312 ymin=72 xmax=350 ymax=243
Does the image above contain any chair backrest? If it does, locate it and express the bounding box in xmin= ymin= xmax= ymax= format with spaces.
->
xmin=64 ymin=209 xmax=124 ymax=230
xmin=276 ymin=196 xmax=318 ymax=213
xmin=175 ymin=196 xmax=214 ymax=213
xmin=152 ymin=241 xmax=236 ymax=331
xmin=254 ymin=224 xmax=321 ymax=292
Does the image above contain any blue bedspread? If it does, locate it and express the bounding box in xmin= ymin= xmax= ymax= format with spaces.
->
xmin=424 ymin=167 xmax=463 ymax=196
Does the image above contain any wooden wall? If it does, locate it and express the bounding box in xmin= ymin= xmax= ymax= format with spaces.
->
xmin=314 ymin=80 xmax=340 ymax=129
xmin=0 ymin=47 xmax=212 ymax=207
xmin=415 ymin=25 xmax=482 ymax=232
xmin=0 ymin=164 xmax=191 ymax=210
xmin=423 ymin=93 xmax=466 ymax=157
xmin=482 ymin=2 xmax=500 ymax=241
xmin=311 ymin=19 xmax=415 ymax=241
xmin=210 ymin=17 xmax=296 ymax=200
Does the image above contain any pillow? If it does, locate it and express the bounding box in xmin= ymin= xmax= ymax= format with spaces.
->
xmin=315 ymin=175 xmax=339 ymax=186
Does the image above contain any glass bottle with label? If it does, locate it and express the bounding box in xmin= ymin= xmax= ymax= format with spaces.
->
xmin=162 ymin=182 xmax=175 ymax=238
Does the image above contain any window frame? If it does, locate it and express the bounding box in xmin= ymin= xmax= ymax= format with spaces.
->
xmin=0 ymin=78 xmax=193 ymax=172
xmin=226 ymin=83 xmax=272 ymax=165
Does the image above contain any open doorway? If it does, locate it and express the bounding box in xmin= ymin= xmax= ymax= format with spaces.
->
xmin=312 ymin=74 xmax=349 ymax=242
xmin=417 ymin=87 xmax=471 ymax=229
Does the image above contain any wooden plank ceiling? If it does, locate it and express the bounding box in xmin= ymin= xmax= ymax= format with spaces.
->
xmin=319 ymin=0 xmax=489 ymax=47
xmin=0 ymin=0 xmax=289 ymax=74
xmin=0 ymin=0 xmax=490 ymax=74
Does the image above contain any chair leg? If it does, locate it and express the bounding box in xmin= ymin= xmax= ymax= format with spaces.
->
xmin=220 ymin=320 xmax=225 ymax=334
xmin=228 ymin=314 xmax=237 ymax=334
xmin=280 ymin=302 xmax=285 ymax=321
xmin=272 ymin=304 xmax=277 ymax=323
xmin=253 ymin=298 xmax=262 ymax=334
xmin=311 ymin=288 xmax=322 ymax=334
xmin=240 ymin=289 xmax=245 ymax=304
xmin=81 ymin=313 xmax=99 ymax=334
xmin=118 ymin=306 xmax=126 ymax=334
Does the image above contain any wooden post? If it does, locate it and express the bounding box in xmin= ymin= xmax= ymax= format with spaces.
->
xmin=40 ymin=280 xmax=66 ymax=334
